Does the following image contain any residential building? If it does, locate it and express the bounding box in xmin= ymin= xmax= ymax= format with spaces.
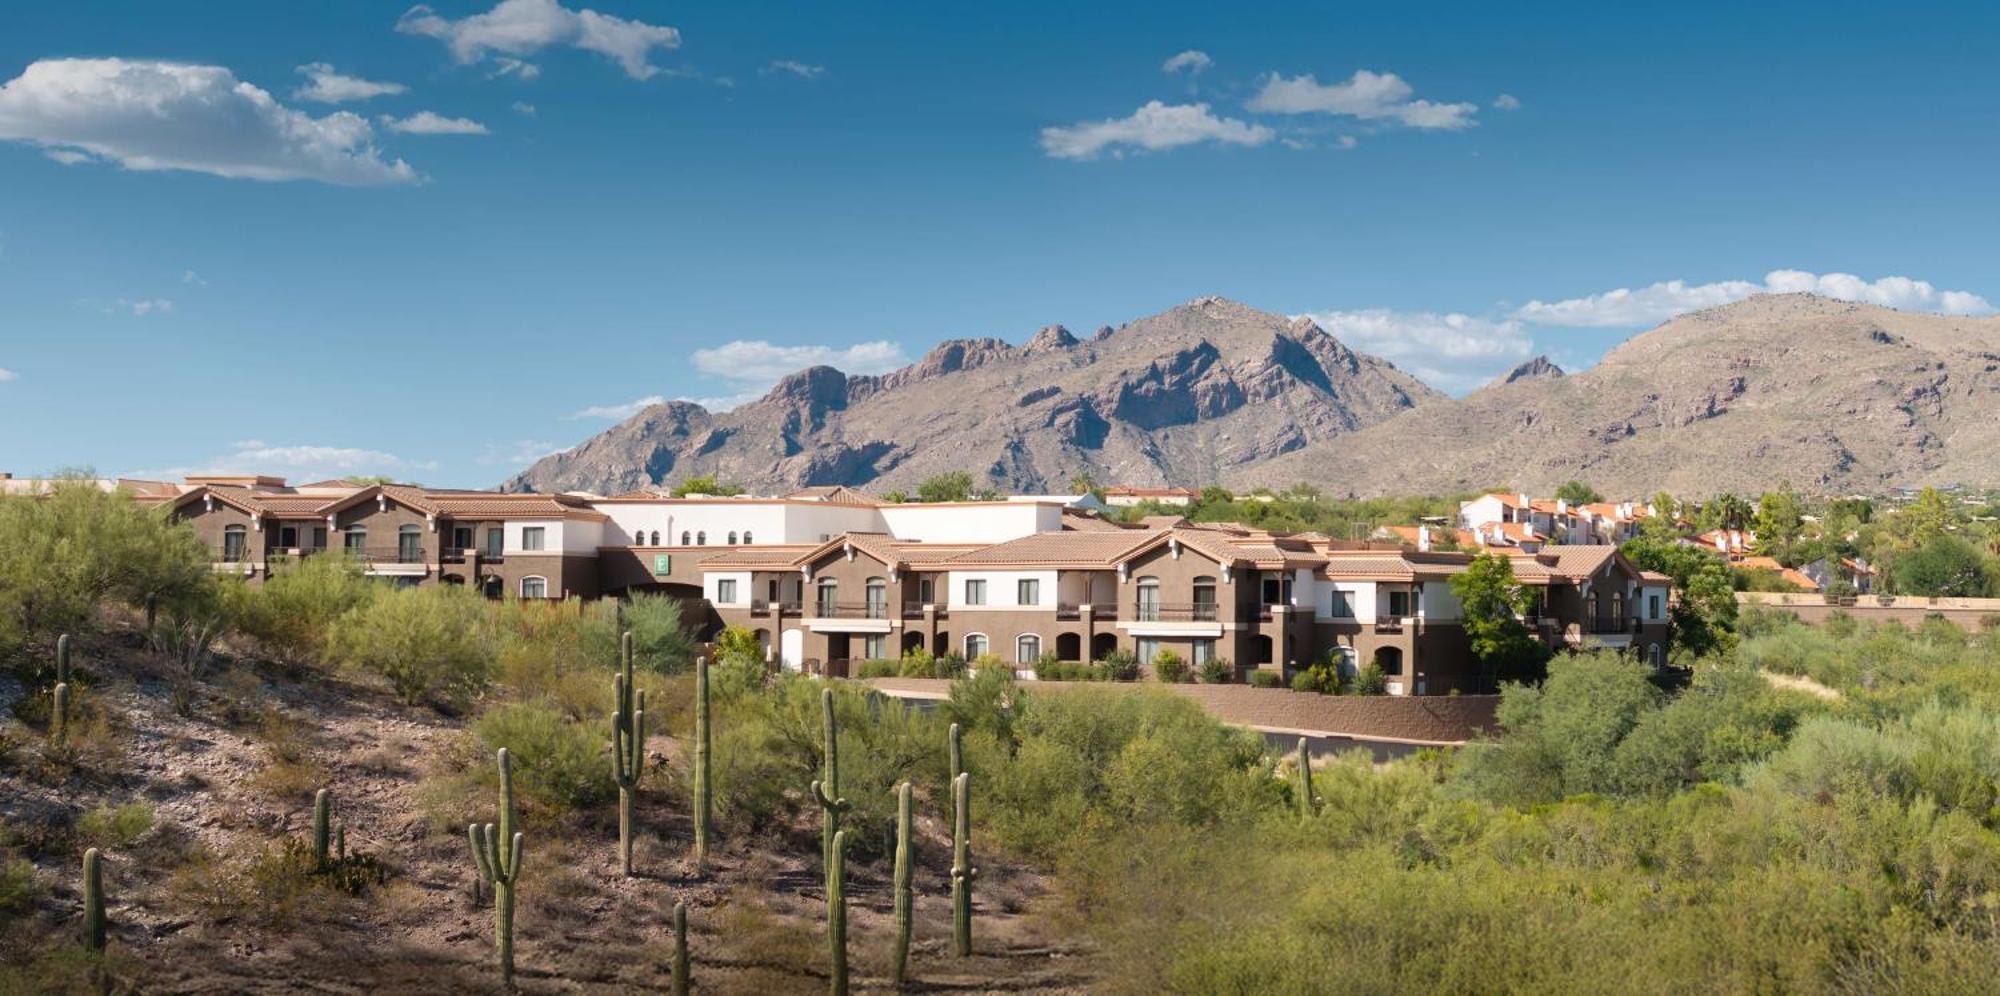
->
xmin=1102 ymin=485 xmax=1201 ymax=508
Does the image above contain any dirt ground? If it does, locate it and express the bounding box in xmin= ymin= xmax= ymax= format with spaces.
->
xmin=0 ymin=629 xmax=1100 ymax=994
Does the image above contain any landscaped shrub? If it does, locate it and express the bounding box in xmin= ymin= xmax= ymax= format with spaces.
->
xmin=935 ymin=651 xmax=969 ymax=680
xmin=1290 ymin=670 xmax=1317 ymax=693
xmin=1352 ymin=664 xmax=1388 ymax=696
xmin=329 ymin=585 xmax=494 ymax=707
xmin=897 ymin=646 xmax=938 ymax=678
xmin=1249 ymin=670 xmax=1281 ymax=689
xmin=578 ymin=592 xmax=698 ymax=674
xmin=1294 ymin=661 xmax=1341 ymax=695
xmin=1152 ymin=651 xmax=1189 ymax=683
xmin=1199 ymin=656 xmax=1233 ymax=684
xmin=1100 ymin=649 xmax=1140 ymax=682
xmin=858 ymin=659 xmax=899 ymax=679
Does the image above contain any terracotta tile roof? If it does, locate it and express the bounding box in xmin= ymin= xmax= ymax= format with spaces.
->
xmin=1059 ymin=508 xmax=1134 ymax=532
xmin=695 ymin=546 xmax=820 ymax=568
xmin=784 ymin=485 xmax=880 ymax=506
xmin=939 ymin=529 xmax=1162 ymax=568
xmin=1539 ymin=545 xmax=1619 ymax=579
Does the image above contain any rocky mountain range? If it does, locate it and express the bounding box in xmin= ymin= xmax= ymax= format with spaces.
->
xmin=505 ymin=296 xmax=1440 ymax=496
xmin=507 ymin=293 xmax=2000 ymax=499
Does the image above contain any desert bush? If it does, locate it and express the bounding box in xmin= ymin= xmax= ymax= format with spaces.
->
xmin=76 ymin=803 xmax=153 ymax=850
xmin=578 ymin=592 xmax=697 ymax=674
xmin=0 ymin=857 xmax=35 ymax=918
xmin=1198 ymin=656 xmax=1232 ymax=684
xmin=1352 ymin=663 xmax=1388 ymax=696
xmin=1099 ymin=648 xmax=1140 ymax=682
xmin=857 ymin=659 xmax=898 ymax=679
xmin=226 ymin=554 xmax=376 ymax=661
xmin=895 ymin=645 xmax=937 ymax=678
xmin=1152 ymin=650 xmax=1189 ymax=683
xmin=329 ymin=584 xmax=494 ymax=707
xmin=1249 ymin=670 xmax=1281 ymax=688
xmin=471 ymin=701 xmax=612 ymax=815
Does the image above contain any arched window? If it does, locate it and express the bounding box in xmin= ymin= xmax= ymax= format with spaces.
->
xmin=680 ymin=531 xmax=691 ymax=546
xmin=1135 ymin=576 xmax=1161 ymax=621
xmin=965 ymin=633 xmax=989 ymax=660
xmin=649 ymin=530 xmax=660 ymax=546
xmin=864 ymin=577 xmax=887 ymax=618
xmin=520 ymin=576 xmax=548 ymax=599
xmin=816 ymin=578 xmax=839 ymax=615
xmin=1192 ymin=575 xmax=1217 ymax=620
xmin=398 ymin=523 xmax=422 ymax=563
xmin=1016 ymin=634 xmax=1041 ymax=664
xmin=728 ymin=531 xmax=738 ymax=545
xmin=696 ymin=531 xmax=706 ymax=546
xmin=742 ymin=530 xmax=753 ymax=545
xmin=222 ymin=524 xmax=247 ymax=563
xmin=344 ymin=526 xmax=367 ymax=554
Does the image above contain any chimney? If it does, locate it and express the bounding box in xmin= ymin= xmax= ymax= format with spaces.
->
xmin=1416 ymin=526 xmax=1431 ymax=552
xmin=1556 ymin=498 xmax=1568 ymax=515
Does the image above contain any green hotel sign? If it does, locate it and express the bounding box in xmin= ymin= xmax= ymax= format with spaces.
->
xmin=653 ymin=553 xmax=672 ymax=577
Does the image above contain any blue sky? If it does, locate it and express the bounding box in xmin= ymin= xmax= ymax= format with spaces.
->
xmin=3 ymin=1 xmax=1998 ymax=487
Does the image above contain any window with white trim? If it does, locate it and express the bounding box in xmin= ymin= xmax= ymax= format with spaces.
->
xmin=716 ymin=579 xmax=739 ymax=604
xmin=1328 ymin=590 xmax=1355 ymax=618
xmin=965 ymin=633 xmax=989 ymax=659
xmin=521 ymin=527 xmax=546 ymax=552
xmin=520 ymin=576 xmax=548 ymax=599
xmin=1016 ymin=634 xmax=1041 ymax=664
xmin=964 ymin=579 xmax=987 ymax=605
xmin=1017 ymin=578 xmax=1039 ymax=606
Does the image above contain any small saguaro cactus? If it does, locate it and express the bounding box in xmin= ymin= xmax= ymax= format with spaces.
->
xmin=613 ymin=631 xmax=647 ymax=877
xmin=810 ymin=688 xmax=850 ymax=875
xmin=692 ymin=653 xmax=713 ymax=862
xmin=892 ymin=781 xmax=914 ymax=988
xmin=312 ymin=788 xmax=336 ymax=870
xmin=82 ymin=847 xmax=106 ymax=951
xmin=948 ymin=721 xmax=964 ymax=785
xmin=950 ymin=771 xmax=977 ymax=958
xmin=1295 ymin=738 xmax=1319 ymax=821
xmin=827 ymin=829 xmax=850 ymax=996
xmin=56 ymin=633 xmax=72 ymax=685
xmin=670 ymin=900 xmax=691 ymax=996
xmin=468 ymin=748 xmax=526 ymax=988
xmin=51 ymin=682 xmax=70 ymax=743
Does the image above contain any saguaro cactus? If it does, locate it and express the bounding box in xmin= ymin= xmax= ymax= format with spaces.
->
xmin=1295 ymin=738 xmax=1319 ymax=820
xmin=948 ymin=721 xmax=963 ymax=785
xmin=56 ymin=633 xmax=72 ymax=685
xmin=827 ymin=829 xmax=850 ymax=996
xmin=950 ymin=771 xmax=977 ymax=958
xmin=613 ymin=631 xmax=646 ymax=876
xmin=810 ymin=689 xmax=850 ymax=874
xmin=82 ymin=847 xmax=106 ymax=951
xmin=892 ymin=781 xmax=914 ymax=987
xmin=670 ymin=900 xmax=691 ymax=996
xmin=313 ymin=788 xmax=336 ymax=869
xmin=468 ymin=748 xmax=526 ymax=988
xmin=51 ymin=682 xmax=70 ymax=743
xmin=692 ymin=653 xmax=713 ymax=862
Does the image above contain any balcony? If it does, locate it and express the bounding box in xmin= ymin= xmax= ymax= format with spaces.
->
xmin=813 ymin=601 xmax=892 ymax=620
xmin=346 ymin=546 xmax=431 ymax=576
xmin=1374 ymin=615 xmax=1407 ymax=634
xmin=1130 ymin=602 xmax=1220 ymax=623
xmin=903 ymin=602 xmax=931 ymax=619
xmin=1055 ymin=603 xmax=1081 ymax=621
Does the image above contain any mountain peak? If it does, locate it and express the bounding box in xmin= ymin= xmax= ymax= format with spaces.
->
xmin=1495 ymin=355 xmax=1564 ymax=386
xmin=1024 ymin=324 xmax=1079 ymax=352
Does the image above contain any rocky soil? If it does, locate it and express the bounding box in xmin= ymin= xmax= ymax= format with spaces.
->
xmin=0 ymin=628 xmax=1096 ymax=994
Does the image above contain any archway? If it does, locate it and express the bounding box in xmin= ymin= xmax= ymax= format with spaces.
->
xmin=1252 ymin=634 xmax=1273 ymax=665
xmin=902 ymin=631 xmax=926 ymax=655
xmin=1090 ymin=632 xmax=1118 ymax=661
xmin=1055 ymin=632 xmax=1081 ymax=661
xmin=1373 ymin=646 xmax=1404 ymax=676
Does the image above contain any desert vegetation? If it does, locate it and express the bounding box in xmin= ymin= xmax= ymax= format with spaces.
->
xmin=7 ymin=481 xmax=2000 ymax=993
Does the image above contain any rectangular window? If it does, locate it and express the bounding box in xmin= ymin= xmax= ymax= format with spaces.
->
xmin=1192 ymin=639 xmax=1215 ymax=665
xmin=521 ymin=527 xmax=546 ymax=552
xmin=486 ymin=528 xmax=503 ymax=557
xmin=222 ymin=530 xmax=246 ymax=563
xmin=918 ymin=578 xmax=934 ymax=604
xmin=344 ymin=531 xmax=365 ymax=552
xmin=717 ymin=579 xmax=738 ymax=604
xmin=278 ymin=525 xmax=298 ymax=549
xmin=1648 ymin=594 xmax=1662 ymax=620
xmin=453 ymin=526 xmax=473 ymax=550
xmin=862 ymin=634 xmax=886 ymax=660
xmin=965 ymin=579 xmax=987 ymax=605
xmin=1017 ymin=579 xmax=1039 ymax=606
xmin=521 ymin=577 xmax=547 ymax=599
xmin=311 ymin=527 xmax=328 ymax=551
xmin=1387 ymin=589 xmax=1411 ymax=618
xmin=1329 ymin=590 xmax=1354 ymax=618
xmin=1136 ymin=637 xmax=1160 ymax=664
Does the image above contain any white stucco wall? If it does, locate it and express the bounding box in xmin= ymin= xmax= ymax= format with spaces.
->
xmin=877 ymin=503 xmax=1060 ymax=543
xmin=944 ymin=569 xmax=1060 ymax=610
xmin=703 ymin=571 xmax=754 ymax=606
xmin=504 ymin=519 xmax=602 ymax=555
xmin=1420 ymin=580 xmax=1462 ymax=622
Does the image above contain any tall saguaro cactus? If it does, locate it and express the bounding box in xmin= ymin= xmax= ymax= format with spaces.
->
xmin=82 ymin=847 xmax=106 ymax=951
xmin=468 ymin=748 xmax=526 ymax=988
xmin=810 ymin=688 xmax=850 ymax=874
xmin=613 ymin=632 xmax=647 ymax=876
xmin=827 ymin=829 xmax=850 ymax=996
xmin=950 ymin=772 xmax=977 ymax=958
xmin=948 ymin=721 xmax=963 ymax=785
xmin=56 ymin=633 xmax=72 ymax=685
xmin=51 ymin=682 xmax=70 ymax=743
xmin=692 ymin=653 xmax=713 ymax=862
xmin=892 ymin=781 xmax=914 ymax=988
xmin=1295 ymin=738 xmax=1319 ymax=821
xmin=670 ymin=900 xmax=691 ymax=996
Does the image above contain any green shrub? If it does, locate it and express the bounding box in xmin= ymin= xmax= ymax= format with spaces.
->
xmin=1294 ymin=661 xmax=1342 ymax=695
xmin=1153 ymin=650 xmax=1189 ymax=683
xmin=229 ymin=554 xmax=376 ymax=661
xmin=329 ymin=585 xmax=494 ymax=707
xmin=1249 ymin=670 xmax=1281 ymax=689
xmin=858 ymin=659 xmax=899 ymax=679
xmin=1199 ymin=656 xmax=1233 ymax=684
xmin=935 ymin=651 xmax=968 ymax=680
xmin=897 ymin=646 xmax=938 ymax=679
xmin=579 ymin=592 xmax=697 ymax=674
xmin=471 ymin=701 xmax=612 ymax=813
xmin=77 ymin=803 xmax=154 ymax=850
xmin=1352 ymin=664 xmax=1388 ymax=696
xmin=1100 ymin=649 xmax=1140 ymax=682
xmin=1290 ymin=670 xmax=1318 ymax=693
xmin=0 ymin=858 xmax=35 ymax=917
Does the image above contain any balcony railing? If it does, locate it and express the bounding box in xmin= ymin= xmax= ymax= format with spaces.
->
xmin=343 ymin=546 xmax=430 ymax=565
xmin=1131 ymin=602 xmax=1220 ymax=622
xmin=1585 ymin=617 xmax=1642 ymax=635
xmin=812 ymin=601 xmax=891 ymax=619
xmin=1374 ymin=615 xmax=1407 ymax=633
xmin=903 ymin=602 xmax=930 ymax=618
xmin=1055 ymin=603 xmax=1081 ymax=621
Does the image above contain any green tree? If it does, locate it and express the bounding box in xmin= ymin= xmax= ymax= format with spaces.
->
xmin=1621 ymin=535 xmax=1737 ymax=656
xmin=916 ymin=471 xmax=976 ymax=503
xmin=1068 ymin=470 xmax=1099 ymax=497
xmin=1198 ymin=486 xmax=1235 ymax=507
xmin=1554 ymin=480 xmax=1602 ymax=505
xmin=669 ymin=475 xmax=744 ymax=498
xmin=1892 ymin=534 xmax=1990 ymax=597
xmin=1697 ymin=493 xmax=1753 ymax=531
xmin=1450 ymin=553 xmax=1547 ymax=689
xmin=1900 ymin=486 xmax=1953 ymax=544
xmin=1753 ymin=486 xmax=1805 ymax=557
xmin=329 ymin=585 xmax=495 ymax=706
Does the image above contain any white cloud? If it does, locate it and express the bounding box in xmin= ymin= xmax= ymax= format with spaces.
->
xmin=1514 ymin=269 xmax=1994 ymax=327
xmin=98 ymin=297 xmax=173 ymax=316
xmin=397 ymin=0 xmax=681 ymax=81
xmin=1300 ymin=309 xmax=1534 ymax=394
xmin=133 ymin=440 xmax=437 ymax=481
xmin=1246 ymin=69 xmax=1478 ymax=130
xmin=44 ymin=148 xmax=90 ymax=165
xmin=569 ymin=395 xmax=665 ymax=420
xmin=480 ymin=438 xmax=565 ymax=465
xmin=691 ymin=339 xmax=907 ymax=384
xmin=0 ymin=367 xmax=16 ymax=382
xmin=492 ymin=58 xmax=542 ymax=81
xmin=181 ymin=269 xmax=205 ymax=285
xmin=763 ymin=60 xmax=824 ymax=79
xmin=381 ymin=111 xmax=490 ymax=135
xmin=1162 ymin=50 xmax=1212 ymax=75
xmin=1041 ymin=101 xmax=1274 ymax=160
xmin=0 ymin=58 xmax=416 ymax=185
xmin=511 ymin=101 xmax=536 ymax=116
xmin=1337 ymin=134 xmax=1358 ymax=149
xmin=293 ymin=63 xmax=407 ymax=103
xmin=1493 ymin=93 xmax=1521 ymax=110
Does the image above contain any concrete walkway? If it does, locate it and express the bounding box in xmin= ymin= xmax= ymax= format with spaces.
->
xmin=862 ymin=676 xmax=1498 ymax=748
